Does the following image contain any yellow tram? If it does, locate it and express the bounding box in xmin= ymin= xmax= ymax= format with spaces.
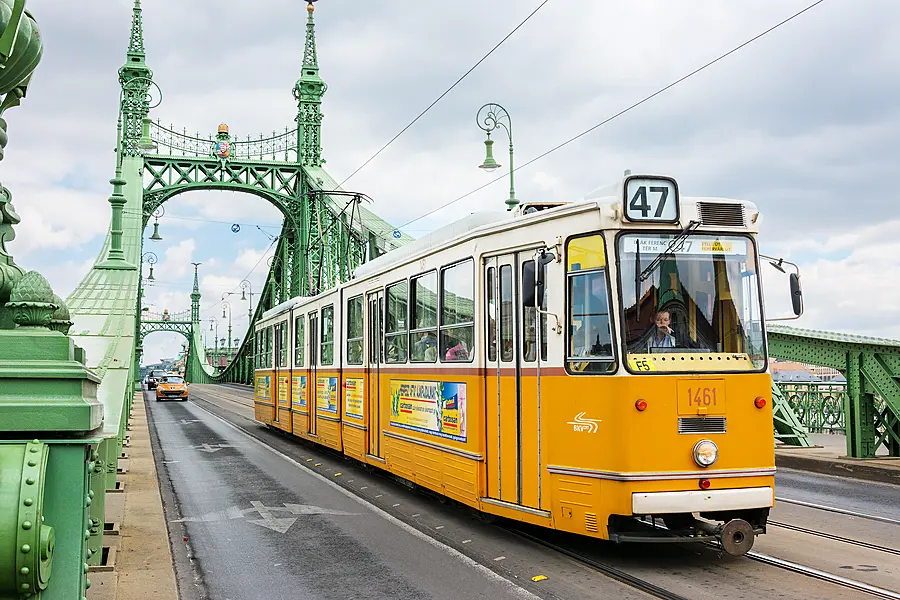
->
xmin=253 ymin=173 xmax=793 ymax=555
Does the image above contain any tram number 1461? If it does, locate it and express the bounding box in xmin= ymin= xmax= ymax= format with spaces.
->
xmin=687 ymin=387 xmax=718 ymax=407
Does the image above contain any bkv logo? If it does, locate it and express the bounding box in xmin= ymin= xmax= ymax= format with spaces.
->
xmin=568 ymin=412 xmax=602 ymax=433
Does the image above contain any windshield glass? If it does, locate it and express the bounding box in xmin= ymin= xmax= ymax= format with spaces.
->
xmin=618 ymin=233 xmax=765 ymax=371
xmin=163 ymin=376 xmax=184 ymax=384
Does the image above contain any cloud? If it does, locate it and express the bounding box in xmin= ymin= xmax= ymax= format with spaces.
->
xmin=3 ymin=0 xmax=896 ymax=364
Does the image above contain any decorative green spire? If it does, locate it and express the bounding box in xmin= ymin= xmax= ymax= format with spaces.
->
xmin=126 ymin=0 xmax=145 ymax=60
xmin=190 ymin=262 xmax=201 ymax=324
xmin=119 ymin=0 xmax=153 ymax=157
xmin=293 ymin=1 xmax=327 ymax=167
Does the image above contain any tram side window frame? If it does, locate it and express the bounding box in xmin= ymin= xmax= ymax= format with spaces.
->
xmin=320 ymin=305 xmax=335 ymax=366
xmin=521 ymin=259 xmax=549 ymax=363
xmin=566 ymin=233 xmax=617 ymax=375
xmin=277 ymin=321 xmax=288 ymax=368
xmin=440 ymin=258 xmax=475 ymax=363
xmin=347 ymin=295 xmax=364 ymax=365
xmin=410 ymin=271 xmax=438 ymax=363
xmin=294 ymin=316 xmax=305 ymax=367
xmin=385 ymin=280 xmax=409 ymax=364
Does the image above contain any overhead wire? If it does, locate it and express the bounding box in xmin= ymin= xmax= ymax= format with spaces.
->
xmin=337 ymin=0 xmax=552 ymax=187
xmin=395 ymin=0 xmax=828 ymax=230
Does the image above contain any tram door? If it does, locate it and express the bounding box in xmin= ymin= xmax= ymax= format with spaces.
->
xmin=308 ymin=312 xmax=318 ymax=436
xmin=272 ymin=322 xmax=282 ymax=425
xmin=366 ymin=291 xmax=384 ymax=458
xmin=484 ymin=253 xmax=542 ymax=509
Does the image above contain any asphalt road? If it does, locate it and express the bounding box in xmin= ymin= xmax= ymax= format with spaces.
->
xmin=149 ymin=385 xmax=900 ymax=600
xmin=774 ymin=468 xmax=900 ymax=521
xmin=146 ymin=391 xmax=545 ymax=600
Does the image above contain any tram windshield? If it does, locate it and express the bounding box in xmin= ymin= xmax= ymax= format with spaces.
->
xmin=618 ymin=233 xmax=765 ymax=371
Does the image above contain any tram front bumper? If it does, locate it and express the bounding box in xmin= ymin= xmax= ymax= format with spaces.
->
xmin=632 ymin=486 xmax=773 ymax=515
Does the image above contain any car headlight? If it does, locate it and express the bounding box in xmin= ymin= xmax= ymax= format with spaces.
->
xmin=692 ymin=440 xmax=718 ymax=468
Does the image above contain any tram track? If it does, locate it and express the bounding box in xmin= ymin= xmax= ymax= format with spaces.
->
xmin=776 ymin=497 xmax=900 ymax=526
xmin=508 ymin=527 xmax=691 ymax=600
xmin=744 ymin=551 xmax=900 ymax=600
xmin=768 ymin=520 xmax=900 ymax=556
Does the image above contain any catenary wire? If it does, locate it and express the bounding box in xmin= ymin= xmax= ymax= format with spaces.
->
xmin=395 ymin=0 xmax=828 ymax=230
xmin=337 ymin=0 xmax=552 ymax=187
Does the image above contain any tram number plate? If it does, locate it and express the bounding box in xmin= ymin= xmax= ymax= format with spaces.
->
xmin=676 ymin=380 xmax=726 ymax=415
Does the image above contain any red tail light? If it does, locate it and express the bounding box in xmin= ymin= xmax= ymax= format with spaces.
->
xmin=635 ymin=399 xmax=648 ymax=412
xmin=754 ymin=397 xmax=767 ymax=409
xmin=699 ymin=479 xmax=711 ymax=490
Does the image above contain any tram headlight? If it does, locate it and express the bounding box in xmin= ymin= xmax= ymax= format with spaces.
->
xmin=692 ymin=440 xmax=718 ymax=468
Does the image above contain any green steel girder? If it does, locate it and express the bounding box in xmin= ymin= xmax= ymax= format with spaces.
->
xmin=769 ymin=324 xmax=900 ymax=457
xmin=139 ymin=319 xmax=192 ymax=341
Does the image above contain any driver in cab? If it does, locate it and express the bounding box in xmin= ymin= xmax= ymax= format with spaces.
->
xmin=648 ymin=310 xmax=675 ymax=349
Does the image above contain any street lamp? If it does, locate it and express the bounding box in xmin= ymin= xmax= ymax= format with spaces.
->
xmin=221 ymin=297 xmax=233 ymax=363
xmin=209 ymin=317 xmax=219 ymax=370
xmin=476 ymin=103 xmax=518 ymax=211
xmin=240 ymin=279 xmax=253 ymax=321
xmin=149 ymin=205 xmax=164 ymax=241
xmin=142 ymin=251 xmax=158 ymax=282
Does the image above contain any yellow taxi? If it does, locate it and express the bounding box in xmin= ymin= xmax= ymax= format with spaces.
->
xmin=155 ymin=374 xmax=188 ymax=402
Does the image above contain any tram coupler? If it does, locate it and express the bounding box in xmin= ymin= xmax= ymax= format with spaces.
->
xmin=694 ymin=518 xmax=755 ymax=556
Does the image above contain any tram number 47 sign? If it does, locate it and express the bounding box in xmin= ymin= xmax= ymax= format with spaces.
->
xmin=676 ymin=379 xmax=726 ymax=415
xmin=624 ymin=177 xmax=678 ymax=222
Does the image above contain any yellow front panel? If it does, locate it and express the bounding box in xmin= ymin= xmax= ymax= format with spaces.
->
xmin=314 ymin=372 xmax=342 ymax=450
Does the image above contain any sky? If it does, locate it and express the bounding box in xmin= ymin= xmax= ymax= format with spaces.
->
xmin=4 ymin=0 xmax=899 ymax=364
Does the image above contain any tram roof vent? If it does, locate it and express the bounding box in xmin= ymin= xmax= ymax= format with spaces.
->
xmin=696 ymin=201 xmax=746 ymax=227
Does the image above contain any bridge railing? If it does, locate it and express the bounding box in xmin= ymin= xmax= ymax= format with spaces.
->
xmin=776 ymin=382 xmax=847 ymax=434
xmin=148 ymin=120 xmax=300 ymax=162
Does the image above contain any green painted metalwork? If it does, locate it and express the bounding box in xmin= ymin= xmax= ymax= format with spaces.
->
xmin=776 ymin=382 xmax=846 ymax=433
xmin=769 ymin=324 xmax=900 ymax=457
xmin=771 ymin=382 xmax=812 ymax=447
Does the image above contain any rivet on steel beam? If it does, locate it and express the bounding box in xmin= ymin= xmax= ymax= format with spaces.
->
xmin=23 ymin=498 xmax=32 ymax=506
xmin=29 ymin=446 xmax=38 ymax=453
xmin=21 ymin=544 xmax=31 ymax=553
xmin=27 ymin=460 xmax=36 ymax=467
xmin=26 ymin=478 xmax=34 ymax=485
xmin=20 ymin=583 xmax=29 ymax=591
xmin=20 ymin=567 xmax=29 ymax=575
xmin=22 ymin=521 xmax=32 ymax=530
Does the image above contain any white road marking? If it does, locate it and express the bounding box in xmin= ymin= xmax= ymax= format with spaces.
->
xmin=189 ymin=401 xmax=541 ymax=600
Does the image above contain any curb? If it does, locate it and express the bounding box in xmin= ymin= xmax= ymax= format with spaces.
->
xmin=775 ymin=452 xmax=900 ymax=486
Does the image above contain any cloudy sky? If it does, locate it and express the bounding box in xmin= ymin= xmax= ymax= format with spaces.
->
xmin=5 ymin=0 xmax=899 ymax=363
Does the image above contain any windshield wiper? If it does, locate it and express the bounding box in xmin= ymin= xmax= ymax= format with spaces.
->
xmin=639 ymin=220 xmax=701 ymax=282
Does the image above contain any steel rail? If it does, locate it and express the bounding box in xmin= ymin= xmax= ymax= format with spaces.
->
xmin=746 ymin=551 xmax=900 ymax=599
xmin=508 ymin=528 xmax=691 ymax=600
xmin=776 ymin=497 xmax=900 ymax=526
xmin=769 ymin=521 xmax=900 ymax=556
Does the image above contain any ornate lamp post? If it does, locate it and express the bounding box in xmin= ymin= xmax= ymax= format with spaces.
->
xmin=476 ymin=103 xmax=518 ymax=211
xmin=148 ymin=205 xmax=164 ymax=241
xmin=221 ymin=296 xmax=233 ymax=363
xmin=240 ymin=279 xmax=253 ymax=321
xmin=209 ymin=317 xmax=218 ymax=371
xmin=141 ymin=251 xmax=158 ymax=282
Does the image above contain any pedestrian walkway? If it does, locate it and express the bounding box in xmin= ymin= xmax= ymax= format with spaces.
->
xmin=89 ymin=393 xmax=178 ymax=600
xmin=776 ymin=432 xmax=900 ymax=485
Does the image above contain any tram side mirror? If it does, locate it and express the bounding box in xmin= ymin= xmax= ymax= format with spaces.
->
xmin=789 ymin=272 xmax=803 ymax=316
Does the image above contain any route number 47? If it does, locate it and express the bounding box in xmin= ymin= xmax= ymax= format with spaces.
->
xmin=624 ymin=178 xmax=678 ymax=221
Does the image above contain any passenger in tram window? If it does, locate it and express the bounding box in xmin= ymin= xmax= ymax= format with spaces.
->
xmin=412 ymin=331 xmax=437 ymax=361
xmin=444 ymin=330 xmax=471 ymax=361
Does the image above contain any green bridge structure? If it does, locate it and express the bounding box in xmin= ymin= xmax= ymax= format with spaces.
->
xmin=0 ymin=0 xmax=898 ymax=597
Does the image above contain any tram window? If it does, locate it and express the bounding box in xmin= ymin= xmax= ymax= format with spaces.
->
xmin=522 ymin=261 xmax=549 ymax=362
xmin=321 ymin=305 xmax=334 ymax=366
xmin=486 ymin=267 xmax=497 ymax=362
xmin=294 ymin=317 xmax=304 ymax=367
xmin=567 ymin=234 xmax=615 ymax=374
xmin=386 ymin=281 xmax=408 ymax=363
xmin=500 ymin=265 xmax=513 ymax=362
xmin=347 ymin=295 xmax=364 ymax=365
xmin=410 ymin=272 xmax=438 ymax=363
xmin=440 ymin=259 xmax=474 ymax=362
xmin=277 ymin=322 xmax=288 ymax=368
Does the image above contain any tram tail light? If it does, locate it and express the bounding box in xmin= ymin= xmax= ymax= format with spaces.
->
xmin=699 ymin=479 xmax=711 ymax=490
xmin=635 ymin=399 xmax=648 ymax=412
xmin=754 ymin=397 xmax=767 ymax=409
